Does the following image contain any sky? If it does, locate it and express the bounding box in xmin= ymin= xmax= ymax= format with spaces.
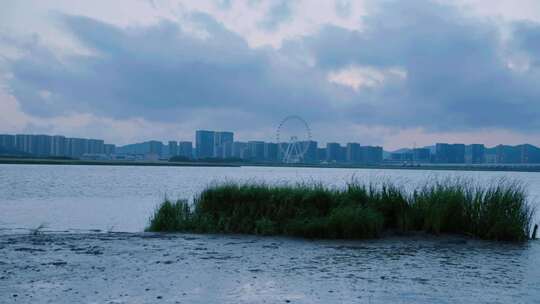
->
xmin=1 ymin=0 xmax=540 ymax=150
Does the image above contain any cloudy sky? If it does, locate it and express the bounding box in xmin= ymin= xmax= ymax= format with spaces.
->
xmin=1 ymin=0 xmax=540 ymax=150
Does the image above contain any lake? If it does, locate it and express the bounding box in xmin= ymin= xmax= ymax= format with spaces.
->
xmin=1 ymin=164 xmax=539 ymax=233
xmin=0 ymin=164 xmax=539 ymax=303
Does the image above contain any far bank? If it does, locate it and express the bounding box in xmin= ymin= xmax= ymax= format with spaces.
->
xmin=2 ymin=157 xmax=540 ymax=172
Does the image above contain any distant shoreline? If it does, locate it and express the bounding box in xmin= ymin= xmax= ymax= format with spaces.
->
xmin=2 ymin=157 xmax=540 ymax=172
xmin=0 ymin=158 xmax=240 ymax=167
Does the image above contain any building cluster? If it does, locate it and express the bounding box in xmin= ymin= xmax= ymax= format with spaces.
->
xmin=109 ymin=130 xmax=383 ymax=164
xmin=389 ymin=143 xmax=540 ymax=164
xmin=193 ymin=130 xmax=383 ymax=164
xmin=3 ymin=132 xmax=540 ymax=165
xmin=0 ymin=134 xmax=115 ymax=159
xmin=115 ymin=140 xmax=193 ymax=161
xmin=107 ymin=130 xmax=383 ymax=164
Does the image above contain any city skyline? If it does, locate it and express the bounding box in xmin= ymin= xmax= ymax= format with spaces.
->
xmin=4 ymin=130 xmax=540 ymax=165
xmin=4 ymin=129 xmax=540 ymax=153
xmin=2 ymin=1 xmax=540 ymax=150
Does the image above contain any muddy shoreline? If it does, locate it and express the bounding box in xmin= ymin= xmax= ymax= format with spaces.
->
xmin=1 ymin=232 xmax=539 ymax=303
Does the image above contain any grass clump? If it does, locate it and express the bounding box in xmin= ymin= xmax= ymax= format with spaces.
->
xmin=146 ymin=199 xmax=193 ymax=232
xmin=146 ymin=179 xmax=536 ymax=242
xmin=410 ymin=179 xmax=535 ymax=241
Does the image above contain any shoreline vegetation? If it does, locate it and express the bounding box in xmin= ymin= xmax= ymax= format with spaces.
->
xmin=3 ymin=157 xmax=540 ymax=172
xmin=147 ymin=179 xmax=536 ymax=242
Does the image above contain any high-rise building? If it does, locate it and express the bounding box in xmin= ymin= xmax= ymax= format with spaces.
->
xmin=453 ymin=144 xmax=466 ymax=163
xmin=196 ymin=130 xmax=215 ymax=159
xmin=361 ymin=146 xmax=383 ymax=164
xmin=435 ymin=143 xmax=450 ymax=163
xmin=87 ymin=139 xmax=104 ymax=154
xmin=12 ymin=134 xmax=54 ymax=156
xmin=218 ymin=141 xmax=232 ymax=158
xmin=390 ymin=152 xmax=413 ymax=162
xmin=51 ymin=135 xmax=66 ymax=156
xmin=0 ymin=134 xmax=15 ymax=150
xmin=435 ymin=143 xmax=465 ymax=163
xmin=465 ymin=144 xmax=485 ymax=164
xmin=195 ymin=130 xmax=234 ymax=159
xmin=214 ymin=131 xmax=234 ymax=158
xmin=248 ymin=141 xmax=265 ymax=161
xmin=317 ymin=148 xmax=326 ymax=162
xmin=3 ymin=133 xmax=115 ymax=158
xmin=104 ymin=144 xmax=116 ymax=155
xmin=495 ymin=145 xmax=521 ymax=163
xmin=339 ymin=146 xmax=347 ymax=162
xmin=233 ymin=142 xmax=249 ymax=159
xmin=168 ymin=141 xmax=178 ymax=157
xmin=63 ymin=138 xmax=72 ymax=157
xmin=346 ymin=143 xmax=361 ymax=163
xmin=484 ymin=147 xmax=497 ymax=163
xmin=519 ymin=144 xmax=540 ymax=163
xmin=148 ymin=141 xmax=163 ymax=156
xmin=326 ymin=143 xmax=342 ymax=163
xmin=303 ymin=141 xmax=318 ymax=163
xmin=179 ymin=141 xmax=193 ymax=158
xmin=413 ymin=148 xmax=431 ymax=163
xmin=264 ymin=142 xmax=279 ymax=162
xmin=15 ymin=134 xmax=33 ymax=154
xmin=68 ymin=138 xmax=88 ymax=158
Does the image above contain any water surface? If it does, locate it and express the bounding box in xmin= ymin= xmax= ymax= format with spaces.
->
xmin=0 ymin=164 xmax=539 ymax=303
xmin=1 ymin=164 xmax=539 ymax=232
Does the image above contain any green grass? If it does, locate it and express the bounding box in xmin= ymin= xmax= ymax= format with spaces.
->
xmin=146 ymin=199 xmax=193 ymax=232
xmin=146 ymin=179 xmax=536 ymax=242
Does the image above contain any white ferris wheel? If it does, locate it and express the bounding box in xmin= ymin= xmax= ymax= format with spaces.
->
xmin=276 ymin=115 xmax=312 ymax=163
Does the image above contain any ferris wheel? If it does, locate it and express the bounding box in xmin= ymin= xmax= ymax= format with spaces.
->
xmin=276 ymin=115 xmax=312 ymax=163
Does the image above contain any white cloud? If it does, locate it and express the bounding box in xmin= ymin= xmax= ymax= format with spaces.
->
xmin=0 ymin=87 xmax=31 ymax=132
xmin=506 ymin=54 xmax=531 ymax=72
xmin=328 ymin=65 xmax=407 ymax=91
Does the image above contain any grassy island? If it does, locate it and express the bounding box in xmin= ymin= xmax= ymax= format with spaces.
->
xmin=146 ymin=179 xmax=536 ymax=242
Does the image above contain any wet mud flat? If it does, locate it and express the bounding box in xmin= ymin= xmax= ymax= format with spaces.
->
xmin=0 ymin=233 xmax=539 ymax=304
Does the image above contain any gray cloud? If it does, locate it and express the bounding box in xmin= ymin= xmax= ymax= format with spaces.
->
xmin=4 ymin=0 xmax=540 ymax=143
xmin=257 ymin=0 xmax=294 ymax=32
xmin=6 ymin=12 xmax=339 ymax=127
xmin=513 ymin=22 xmax=540 ymax=67
xmin=286 ymin=1 xmax=540 ymax=131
